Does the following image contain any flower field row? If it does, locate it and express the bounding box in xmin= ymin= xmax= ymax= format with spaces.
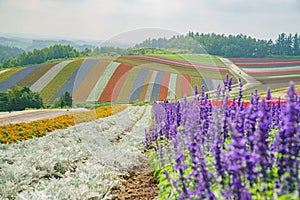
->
xmin=99 ymin=64 xmax=131 ymax=101
xmin=230 ymin=58 xmax=300 ymax=81
xmin=117 ymin=56 xmax=229 ymax=79
xmin=17 ymin=63 xmax=58 ymax=88
xmin=87 ymin=62 xmax=120 ymax=102
xmin=0 ymin=106 xmax=151 ymax=199
xmin=148 ymin=54 xmax=226 ymax=66
xmin=0 ymin=68 xmax=24 ymax=82
xmin=72 ymin=61 xmax=110 ymax=102
xmin=146 ymin=75 xmax=300 ymax=199
xmin=30 ymin=60 xmax=72 ymax=92
xmin=141 ymin=55 xmax=227 ymax=70
xmin=0 ymin=105 xmax=126 ymax=143
xmin=40 ymin=59 xmax=83 ymax=102
xmin=0 ymin=64 xmax=42 ymax=92
xmin=229 ymin=58 xmax=296 ymax=63
xmin=0 ymin=56 xmax=226 ymax=103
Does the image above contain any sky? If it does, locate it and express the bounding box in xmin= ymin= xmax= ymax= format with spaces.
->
xmin=0 ymin=0 xmax=299 ymax=43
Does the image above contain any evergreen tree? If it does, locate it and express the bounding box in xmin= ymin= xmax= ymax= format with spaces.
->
xmin=62 ymin=91 xmax=73 ymax=108
xmin=293 ymin=33 xmax=300 ymax=55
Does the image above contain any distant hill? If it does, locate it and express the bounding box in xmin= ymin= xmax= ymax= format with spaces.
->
xmin=0 ymin=36 xmax=100 ymax=51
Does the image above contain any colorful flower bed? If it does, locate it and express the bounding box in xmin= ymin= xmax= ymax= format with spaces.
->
xmin=0 ymin=55 xmax=230 ymax=103
xmin=146 ymin=75 xmax=300 ymax=199
xmin=72 ymin=61 xmax=110 ymax=102
xmin=30 ymin=60 xmax=73 ymax=92
xmin=231 ymin=58 xmax=300 ymax=79
xmin=0 ymin=105 xmax=126 ymax=143
xmin=158 ymin=72 xmax=170 ymax=101
xmin=0 ymin=64 xmax=42 ymax=92
xmin=40 ymin=60 xmax=83 ymax=102
xmin=99 ymin=64 xmax=132 ymax=102
xmin=116 ymin=56 xmax=229 ymax=79
xmin=141 ymin=55 xmax=227 ymax=70
xmin=0 ymin=68 xmax=24 ymax=82
xmin=17 ymin=63 xmax=58 ymax=88
xmin=87 ymin=62 xmax=120 ymax=102
xmin=129 ymin=67 xmax=149 ymax=102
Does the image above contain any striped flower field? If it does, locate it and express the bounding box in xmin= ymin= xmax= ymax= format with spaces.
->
xmin=0 ymin=55 xmax=229 ymax=103
xmin=230 ymin=58 xmax=300 ymax=81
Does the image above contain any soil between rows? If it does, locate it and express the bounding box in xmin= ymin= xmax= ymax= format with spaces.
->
xmin=112 ymin=154 xmax=158 ymax=200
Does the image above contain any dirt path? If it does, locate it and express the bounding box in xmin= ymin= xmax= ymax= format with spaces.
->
xmin=219 ymin=57 xmax=261 ymax=92
xmin=0 ymin=108 xmax=87 ymax=125
xmin=113 ymin=155 xmax=158 ymax=200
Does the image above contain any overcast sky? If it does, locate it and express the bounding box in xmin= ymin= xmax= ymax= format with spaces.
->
xmin=0 ymin=0 xmax=299 ymax=43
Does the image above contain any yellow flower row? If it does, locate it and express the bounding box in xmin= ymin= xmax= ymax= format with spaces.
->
xmin=0 ymin=105 xmax=126 ymax=144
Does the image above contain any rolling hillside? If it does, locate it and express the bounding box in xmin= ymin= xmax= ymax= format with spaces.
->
xmin=0 ymin=55 xmax=232 ymax=102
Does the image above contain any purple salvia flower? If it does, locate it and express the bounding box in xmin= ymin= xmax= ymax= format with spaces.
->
xmin=194 ymin=84 xmax=198 ymax=96
xmin=254 ymin=98 xmax=272 ymax=182
xmin=201 ymin=84 xmax=205 ymax=98
xmin=238 ymin=78 xmax=243 ymax=106
xmin=228 ymin=77 xmax=233 ymax=92
xmin=224 ymin=73 xmax=229 ymax=89
xmin=275 ymin=82 xmax=299 ymax=194
xmin=245 ymin=104 xmax=258 ymax=152
xmin=267 ymin=87 xmax=272 ymax=101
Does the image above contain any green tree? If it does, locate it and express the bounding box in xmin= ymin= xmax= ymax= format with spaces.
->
xmin=2 ymin=44 xmax=84 ymax=68
xmin=293 ymin=33 xmax=300 ymax=56
xmin=6 ymin=86 xmax=44 ymax=111
xmin=0 ymin=92 xmax=8 ymax=111
xmin=62 ymin=91 xmax=72 ymax=108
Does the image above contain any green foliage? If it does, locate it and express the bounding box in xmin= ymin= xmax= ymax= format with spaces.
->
xmin=2 ymin=44 xmax=86 ymax=68
xmin=0 ymin=45 xmax=23 ymax=64
xmin=148 ymin=54 xmax=225 ymax=66
xmin=0 ymin=92 xmax=9 ymax=111
xmin=59 ymin=91 xmax=73 ymax=108
xmin=136 ymin=32 xmax=300 ymax=58
xmin=0 ymin=86 xmax=44 ymax=111
xmin=126 ymin=48 xmax=177 ymax=55
xmin=91 ymin=46 xmax=126 ymax=56
xmin=136 ymin=35 xmax=204 ymax=54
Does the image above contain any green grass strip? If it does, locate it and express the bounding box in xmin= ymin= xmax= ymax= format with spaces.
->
xmin=148 ymin=54 xmax=225 ymax=66
xmin=40 ymin=59 xmax=83 ymax=102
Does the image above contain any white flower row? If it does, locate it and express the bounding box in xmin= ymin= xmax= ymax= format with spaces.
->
xmin=0 ymin=105 xmax=152 ymax=200
xmin=167 ymin=73 xmax=177 ymax=99
xmin=30 ymin=61 xmax=72 ymax=92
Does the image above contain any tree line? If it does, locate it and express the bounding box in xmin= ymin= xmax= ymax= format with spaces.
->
xmin=0 ymin=86 xmax=44 ymax=111
xmin=0 ymin=86 xmax=73 ymax=112
xmin=1 ymin=44 xmax=90 ymax=68
xmin=0 ymin=45 xmax=23 ymax=63
xmin=135 ymin=32 xmax=300 ymax=57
